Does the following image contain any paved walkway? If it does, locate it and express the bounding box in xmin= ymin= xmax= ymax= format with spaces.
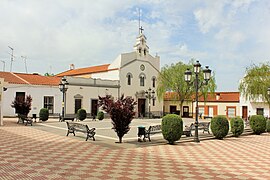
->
xmin=0 ymin=118 xmax=270 ymax=179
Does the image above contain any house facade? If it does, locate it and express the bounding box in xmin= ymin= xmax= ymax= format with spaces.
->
xmin=57 ymin=31 xmax=163 ymax=117
xmin=64 ymin=76 xmax=120 ymax=116
xmin=196 ymin=92 xmax=240 ymax=119
xmin=164 ymin=92 xmax=240 ymax=119
xmin=239 ymin=95 xmax=270 ymax=120
xmin=0 ymin=72 xmax=62 ymax=117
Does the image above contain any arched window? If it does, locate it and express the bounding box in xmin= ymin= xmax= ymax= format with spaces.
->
xmin=152 ymin=76 xmax=156 ymax=88
xmin=138 ymin=48 xmax=142 ymax=54
xmin=126 ymin=73 xmax=133 ymax=85
xmin=144 ymin=49 xmax=147 ymax=56
xmin=139 ymin=73 xmax=146 ymax=87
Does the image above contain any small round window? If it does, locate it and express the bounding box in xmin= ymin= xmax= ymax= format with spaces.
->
xmin=140 ymin=64 xmax=145 ymax=71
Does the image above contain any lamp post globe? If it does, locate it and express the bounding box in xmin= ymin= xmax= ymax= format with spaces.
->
xmin=194 ymin=60 xmax=201 ymax=74
xmin=184 ymin=69 xmax=192 ymax=83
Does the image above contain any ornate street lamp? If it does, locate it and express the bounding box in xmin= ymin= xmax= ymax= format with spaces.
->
xmin=145 ymin=88 xmax=155 ymax=119
xmin=59 ymin=77 xmax=69 ymax=121
xmin=185 ymin=61 xmax=212 ymax=143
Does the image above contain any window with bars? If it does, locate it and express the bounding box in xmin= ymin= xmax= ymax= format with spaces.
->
xmin=227 ymin=107 xmax=236 ymax=118
xmin=44 ymin=96 xmax=54 ymax=114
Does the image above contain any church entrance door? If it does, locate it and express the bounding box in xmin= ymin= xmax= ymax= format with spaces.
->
xmin=138 ymin=99 xmax=146 ymax=117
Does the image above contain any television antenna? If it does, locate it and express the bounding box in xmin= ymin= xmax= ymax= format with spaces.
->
xmin=21 ymin=56 xmax=28 ymax=73
xmin=0 ymin=60 xmax=5 ymax=71
xmin=8 ymin=46 xmax=15 ymax=72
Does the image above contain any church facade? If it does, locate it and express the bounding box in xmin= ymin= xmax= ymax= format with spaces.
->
xmin=57 ymin=30 xmax=163 ymax=117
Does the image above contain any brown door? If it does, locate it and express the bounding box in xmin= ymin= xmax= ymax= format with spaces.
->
xmin=75 ymin=99 xmax=82 ymax=114
xmin=242 ymin=106 xmax=248 ymax=120
xmin=170 ymin=106 xmax=177 ymax=114
xmin=183 ymin=106 xmax=189 ymax=117
xmin=91 ymin=99 xmax=98 ymax=116
xmin=138 ymin=99 xmax=146 ymax=117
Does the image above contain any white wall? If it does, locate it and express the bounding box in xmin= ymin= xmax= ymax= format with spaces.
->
xmin=65 ymin=85 xmax=119 ymax=114
xmin=119 ymin=56 xmax=163 ymax=115
xmin=240 ymin=95 xmax=270 ymax=117
xmin=3 ymin=84 xmax=62 ymax=117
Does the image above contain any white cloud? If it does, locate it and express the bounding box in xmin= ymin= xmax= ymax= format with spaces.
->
xmin=0 ymin=0 xmax=269 ymax=91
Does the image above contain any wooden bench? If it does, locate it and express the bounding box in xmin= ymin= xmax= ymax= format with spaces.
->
xmin=183 ymin=122 xmax=210 ymax=137
xmin=144 ymin=125 xmax=162 ymax=141
xmin=59 ymin=114 xmax=76 ymax=122
xmin=66 ymin=122 xmax=96 ymax=141
xmin=17 ymin=116 xmax=33 ymax=126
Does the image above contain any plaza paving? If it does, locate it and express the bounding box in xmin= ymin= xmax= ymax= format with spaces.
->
xmin=0 ymin=118 xmax=270 ymax=179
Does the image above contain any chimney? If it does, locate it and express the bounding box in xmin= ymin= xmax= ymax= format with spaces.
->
xmin=70 ymin=64 xmax=75 ymax=70
xmin=216 ymin=93 xmax=220 ymax=100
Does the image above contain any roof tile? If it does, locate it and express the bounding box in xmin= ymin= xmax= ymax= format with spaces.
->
xmin=56 ymin=64 xmax=111 ymax=77
xmin=0 ymin=72 xmax=61 ymax=86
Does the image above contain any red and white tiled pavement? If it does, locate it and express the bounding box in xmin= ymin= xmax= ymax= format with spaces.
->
xmin=1 ymin=120 xmax=270 ymax=180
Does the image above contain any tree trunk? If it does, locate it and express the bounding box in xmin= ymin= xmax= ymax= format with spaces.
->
xmin=118 ymin=136 xmax=122 ymax=143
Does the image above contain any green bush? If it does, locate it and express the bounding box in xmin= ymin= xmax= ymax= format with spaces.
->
xmin=77 ymin=109 xmax=87 ymax=121
xmin=211 ymin=115 xmax=229 ymax=139
xmin=39 ymin=108 xmax=49 ymax=121
xmin=266 ymin=119 xmax=270 ymax=132
xmin=161 ymin=114 xmax=183 ymax=144
xmin=250 ymin=115 xmax=266 ymax=135
xmin=97 ymin=111 xmax=104 ymax=120
xmin=230 ymin=117 xmax=244 ymax=137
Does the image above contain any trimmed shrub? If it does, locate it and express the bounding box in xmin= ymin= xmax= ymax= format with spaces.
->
xmin=230 ymin=117 xmax=244 ymax=137
xmin=266 ymin=119 xmax=270 ymax=132
xmin=161 ymin=114 xmax=183 ymax=145
xmin=211 ymin=115 xmax=229 ymax=140
xmin=77 ymin=109 xmax=87 ymax=121
xmin=97 ymin=111 xmax=104 ymax=120
xmin=250 ymin=115 xmax=266 ymax=135
xmin=39 ymin=108 xmax=49 ymax=121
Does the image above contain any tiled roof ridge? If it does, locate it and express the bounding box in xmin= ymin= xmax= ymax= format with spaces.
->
xmin=56 ymin=63 xmax=111 ymax=77
xmin=11 ymin=72 xmax=31 ymax=85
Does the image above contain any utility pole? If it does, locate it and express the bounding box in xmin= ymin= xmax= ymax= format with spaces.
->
xmin=21 ymin=56 xmax=28 ymax=73
xmin=8 ymin=46 xmax=14 ymax=72
xmin=0 ymin=60 xmax=5 ymax=71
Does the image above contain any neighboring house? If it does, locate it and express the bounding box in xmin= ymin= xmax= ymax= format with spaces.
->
xmin=163 ymin=92 xmax=193 ymax=117
xmin=164 ymin=92 xmax=240 ymax=119
xmin=196 ymin=92 xmax=240 ymax=119
xmin=0 ymin=72 xmax=61 ymax=117
xmin=57 ymin=30 xmax=163 ymax=117
xmin=239 ymin=95 xmax=270 ymax=120
xmin=63 ymin=76 xmax=120 ymax=116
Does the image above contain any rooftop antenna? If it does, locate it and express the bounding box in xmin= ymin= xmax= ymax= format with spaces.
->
xmin=0 ymin=60 xmax=5 ymax=71
xmin=21 ymin=56 xmax=28 ymax=73
xmin=8 ymin=46 xmax=14 ymax=72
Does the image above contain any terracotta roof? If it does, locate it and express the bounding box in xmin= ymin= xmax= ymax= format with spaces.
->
xmin=56 ymin=64 xmax=112 ymax=77
xmin=0 ymin=72 xmax=61 ymax=86
xmin=198 ymin=92 xmax=239 ymax=102
xmin=164 ymin=91 xmax=239 ymax=102
xmin=164 ymin=92 xmax=180 ymax=100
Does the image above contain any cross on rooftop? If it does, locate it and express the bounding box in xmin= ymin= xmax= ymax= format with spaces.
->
xmin=139 ymin=26 xmax=144 ymax=34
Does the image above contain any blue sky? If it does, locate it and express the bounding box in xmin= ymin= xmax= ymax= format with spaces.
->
xmin=0 ymin=0 xmax=269 ymax=91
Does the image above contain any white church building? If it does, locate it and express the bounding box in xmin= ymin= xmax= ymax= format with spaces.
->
xmin=57 ymin=30 xmax=163 ymax=117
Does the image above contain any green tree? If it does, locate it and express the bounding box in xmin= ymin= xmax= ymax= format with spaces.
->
xmin=157 ymin=60 xmax=216 ymax=116
xmin=44 ymin=72 xmax=54 ymax=76
xmin=239 ymin=62 xmax=270 ymax=105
